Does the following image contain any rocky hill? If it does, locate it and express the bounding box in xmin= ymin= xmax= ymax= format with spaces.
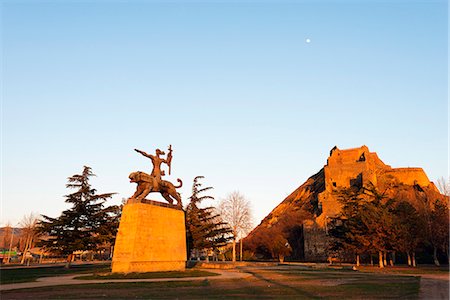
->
xmin=245 ymin=145 xmax=446 ymax=261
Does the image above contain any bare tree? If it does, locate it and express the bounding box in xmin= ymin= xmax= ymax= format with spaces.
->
xmin=436 ymin=177 xmax=450 ymax=196
xmin=218 ymin=191 xmax=253 ymax=262
xmin=19 ymin=213 xmax=39 ymax=264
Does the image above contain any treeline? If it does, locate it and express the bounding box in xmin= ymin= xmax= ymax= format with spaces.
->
xmin=23 ymin=168 xmax=252 ymax=267
xmin=328 ymin=183 xmax=449 ymax=267
xmin=185 ymin=176 xmax=253 ymax=262
xmin=244 ymin=209 xmax=310 ymax=262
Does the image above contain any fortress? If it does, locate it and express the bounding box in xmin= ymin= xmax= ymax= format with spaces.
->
xmin=246 ymin=145 xmax=444 ymax=261
xmin=316 ymin=145 xmax=438 ymax=226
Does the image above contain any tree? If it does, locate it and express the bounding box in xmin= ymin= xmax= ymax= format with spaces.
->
xmin=37 ymin=166 xmax=116 ymax=267
xmin=264 ymin=227 xmax=292 ymax=263
xmin=4 ymin=223 xmax=14 ymax=264
xmin=185 ymin=176 xmax=231 ymax=260
xmin=329 ymin=184 xmax=397 ymax=268
xmin=392 ymin=201 xmax=424 ymax=267
xmin=96 ymin=204 xmax=122 ymax=258
xmin=436 ymin=177 xmax=450 ymax=196
xmin=328 ymin=188 xmax=374 ymax=266
xmin=218 ymin=191 xmax=253 ymax=262
xmin=363 ymin=190 xmax=396 ymax=268
xmin=427 ymin=199 xmax=449 ymax=265
xmin=19 ymin=213 xmax=39 ymax=264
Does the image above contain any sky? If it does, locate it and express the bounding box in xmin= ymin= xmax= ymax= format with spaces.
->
xmin=1 ymin=0 xmax=448 ymax=228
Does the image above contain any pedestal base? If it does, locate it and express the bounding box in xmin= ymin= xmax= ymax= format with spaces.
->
xmin=112 ymin=201 xmax=186 ymax=273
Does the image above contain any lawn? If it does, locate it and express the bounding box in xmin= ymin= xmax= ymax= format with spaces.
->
xmin=74 ymin=269 xmax=219 ymax=280
xmin=266 ymin=267 xmax=421 ymax=299
xmin=357 ymin=265 xmax=450 ymax=275
xmin=1 ymin=265 xmax=423 ymax=299
xmin=0 ymin=263 xmax=111 ymax=284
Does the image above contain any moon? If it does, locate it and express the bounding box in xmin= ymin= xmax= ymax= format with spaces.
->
xmin=305 ymin=38 xmax=311 ymax=43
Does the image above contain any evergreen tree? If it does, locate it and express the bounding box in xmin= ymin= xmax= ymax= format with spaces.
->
xmin=361 ymin=185 xmax=397 ymax=267
xmin=328 ymin=188 xmax=372 ymax=266
xmin=186 ymin=176 xmax=231 ymax=260
xmin=37 ymin=166 xmax=117 ymax=267
xmin=426 ymin=199 xmax=449 ymax=265
xmin=329 ymin=184 xmax=396 ymax=267
xmin=96 ymin=203 xmax=122 ymax=257
xmin=392 ymin=200 xmax=423 ymax=266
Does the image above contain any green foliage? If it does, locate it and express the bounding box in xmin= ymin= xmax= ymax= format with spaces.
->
xmin=37 ymin=166 xmax=119 ymax=257
xmin=185 ymin=176 xmax=232 ymax=258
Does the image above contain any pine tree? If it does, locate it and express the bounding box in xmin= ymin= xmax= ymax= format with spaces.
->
xmin=392 ymin=200 xmax=423 ymax=266
xmin=37 ymin=166 xmax=117 ymax=267
xmin=186 ymin=176 xmax=231 ymax=260
xmin=328 ymin=188 xmax=372 ymax=265
xmin=426 ymin=199 xmax=449 ymax=266
xmin=329 ymin=184 xmax=396 ymax=267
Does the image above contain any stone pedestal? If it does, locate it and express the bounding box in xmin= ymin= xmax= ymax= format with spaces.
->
xmin=112 ymin=200 xmax=186 ymax=273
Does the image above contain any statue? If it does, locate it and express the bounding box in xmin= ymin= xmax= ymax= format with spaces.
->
xmin=129 ymin=145 xmax=183 ymax=207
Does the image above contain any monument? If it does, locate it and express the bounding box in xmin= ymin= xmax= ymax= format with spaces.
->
xmin=112 ymin=145 xmax=187 ymax=273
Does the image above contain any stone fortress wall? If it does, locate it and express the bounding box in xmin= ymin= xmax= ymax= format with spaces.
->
xmin=245 ymin=145 xmax=443 ymax=262
xmin=304 ymin=145 xmax=436 ymax=261
xmin=384 ymin=167 xmax=431 ymax=187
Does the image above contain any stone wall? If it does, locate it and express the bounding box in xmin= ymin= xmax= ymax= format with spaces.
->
xmin=112 ymin=201 xmax=186 ymax=273
xmin=385 ymin=168 xmax=431 ymax=187
xmin=302 ymin=220 xmax=328 ymax=261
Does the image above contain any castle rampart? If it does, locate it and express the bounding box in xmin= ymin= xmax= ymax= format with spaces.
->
xmin=385 ymin=167 xmax=430 ymax=187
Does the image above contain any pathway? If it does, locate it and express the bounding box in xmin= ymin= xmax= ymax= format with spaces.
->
xmin=418 ymin=273 xmax=449 ymax=300
xmin=0 ymin=269 xmax=250 ymax=291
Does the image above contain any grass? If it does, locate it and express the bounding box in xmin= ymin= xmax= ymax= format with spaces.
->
xmin=246 ymin=266 xmax=421 ymax=299
xmin=74 ymin=269 xmax=220 ymax=280
xmin=1 ymin=266 xmax=423 ymax=299
xmin=301 ymin=274 xmax=420 ymax=299
xmin=0 ymin=263 xmax=110 ymax=284
xmin=1 ymin=276 xmax=421 ymax=299
xmin=357 ymin=265 xmax=450 ymax=275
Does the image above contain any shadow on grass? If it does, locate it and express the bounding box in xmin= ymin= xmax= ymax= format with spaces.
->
xmin=74 ymin=269 xmax=219 ymax=280
xmin=1 ymin=266 xmax=422 ymax=299
xmin=0 ymin=263 xmax=111 ymax=284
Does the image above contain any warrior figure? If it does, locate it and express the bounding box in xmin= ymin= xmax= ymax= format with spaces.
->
xmin=134 ymin=146 xmax=173 ymax=189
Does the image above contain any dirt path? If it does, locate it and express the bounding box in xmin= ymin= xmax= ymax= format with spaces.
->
xmin=418 ymin=274 xmax=449 ymax=300
xmin=0 ymin=269 xmax=250 ymax=291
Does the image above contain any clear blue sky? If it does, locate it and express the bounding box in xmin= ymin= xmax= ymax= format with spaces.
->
xmin=1 ymin=0 xmax=448 ymax=227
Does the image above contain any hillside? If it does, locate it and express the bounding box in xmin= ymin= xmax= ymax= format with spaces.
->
xmin=245 ymin=145 xmax=446 ymax=261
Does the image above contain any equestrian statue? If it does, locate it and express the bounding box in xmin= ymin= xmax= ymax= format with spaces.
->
xmin=129 ymin=145 xmax=182 ymax=207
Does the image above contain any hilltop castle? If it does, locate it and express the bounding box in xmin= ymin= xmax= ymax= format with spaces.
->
xmin=246 ymin=145 xmax=444 ymax=261
xmin=316 ymin=145 xmax=438 ymax=226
